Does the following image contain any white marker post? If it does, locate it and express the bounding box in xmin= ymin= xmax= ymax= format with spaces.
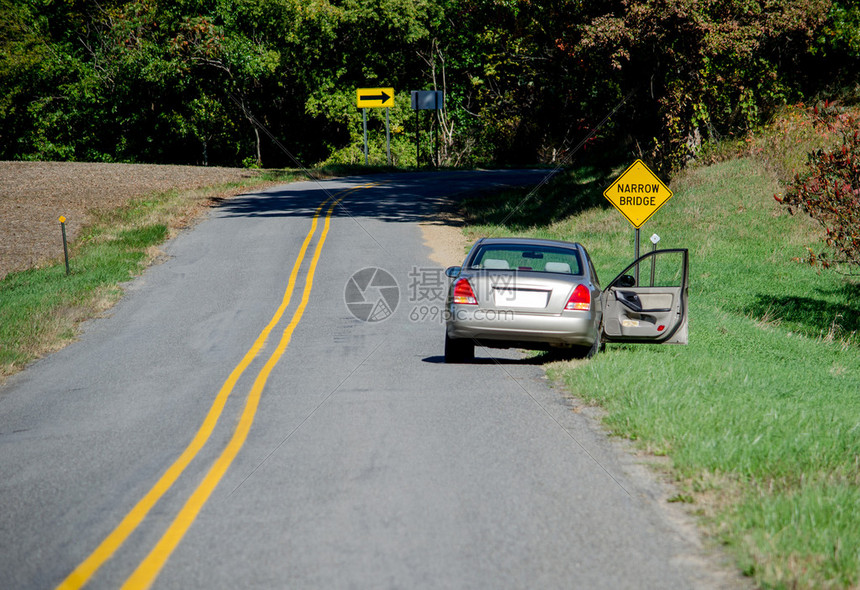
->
xmin=650 ymin=233 xmax=660 ymax=286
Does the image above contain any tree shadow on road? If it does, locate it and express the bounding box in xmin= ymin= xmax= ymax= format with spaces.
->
xmin=217 ymin=170 xmax=555 ymax=226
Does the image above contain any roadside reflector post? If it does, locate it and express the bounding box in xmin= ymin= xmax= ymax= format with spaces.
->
xmin=59 ymin=216 xmax=70 ymax=276
xmin=650 ymin=233 xmax=660 ymax=287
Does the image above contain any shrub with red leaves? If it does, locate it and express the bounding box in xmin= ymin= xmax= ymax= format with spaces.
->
xmin=776 ymin=112 xmax=860 ymax=270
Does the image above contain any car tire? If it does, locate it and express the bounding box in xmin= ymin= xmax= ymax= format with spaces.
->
xmin=444 ymin=333 xmax=475 ymax=363
xmin=569 ymin=325 xmax=602 ymax=360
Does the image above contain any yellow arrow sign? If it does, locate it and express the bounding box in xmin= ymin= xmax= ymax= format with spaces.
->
xmin=356 ymin=87 xmax=395 ymax=108
xmin=603 ymin=159 xmax=673 ymax=228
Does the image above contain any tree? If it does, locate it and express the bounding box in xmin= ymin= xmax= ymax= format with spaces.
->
xmin=777 ymin=106 xmax=860 ymax=270
xmin=1 ymin=0 xmax=857 ymax=168
xmin=569 ymin=0 xmax=833 ymax=171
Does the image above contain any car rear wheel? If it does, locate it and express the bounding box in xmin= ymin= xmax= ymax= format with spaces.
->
xmin=444 ymin=333 xmax=475 ymax=363
xmin=568 ymin=325 xmax=603 ymax=360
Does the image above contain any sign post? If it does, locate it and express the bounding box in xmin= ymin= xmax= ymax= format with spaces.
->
xmin=634 ymin=228 xmax=640 ymax=284
xmin=356 ymin=88 xmax=395 ymax=165
xmin=362 ymin=108 xmax=368 ymax=165
xmin=410 ymin=90 xmax=445 ymax=168
xmin=434 ymin=92 xmax=439 ymax=168
xmin=650 ymin=233 xmax=660 ymax=286
xmin=603 ymin=159 xmax=673 ymax=284
xmin=385 ymin=108 xmax=391 ymax=165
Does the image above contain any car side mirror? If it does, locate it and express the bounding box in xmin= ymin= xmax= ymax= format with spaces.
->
xmin=445 ymin=266 xmax=462 ymax=278
xmin=616 ymin=274 xmax=636 ymax=288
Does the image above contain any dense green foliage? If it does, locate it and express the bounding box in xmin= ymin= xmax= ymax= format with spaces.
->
xmin=777 ymin=105 xmax=860 ymax=269
xmin=1 ymin=0 xmax=858 ymax=168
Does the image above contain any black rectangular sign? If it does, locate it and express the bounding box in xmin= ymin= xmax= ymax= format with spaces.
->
xmin=410 ymin=90 xmax=445 ymax=111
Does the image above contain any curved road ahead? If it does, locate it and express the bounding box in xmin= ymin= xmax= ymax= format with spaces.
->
xmin=1 ymin=171 xmax=731 ymax=589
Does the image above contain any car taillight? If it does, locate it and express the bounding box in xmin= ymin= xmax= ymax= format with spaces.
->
xmin=453 ymin=278 xmax=478 ymax=305
xmin=565 ymin=284 xmax=591 ymax=311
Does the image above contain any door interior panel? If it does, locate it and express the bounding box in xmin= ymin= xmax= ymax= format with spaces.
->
xmin=603 ymin=287 xmax=682 ymax=338
xmin=602 ymin=249 xmax=689 ymax=345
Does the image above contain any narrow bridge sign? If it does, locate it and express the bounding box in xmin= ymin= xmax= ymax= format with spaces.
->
xmin=603 ymin=159 xmax=673 ymax=228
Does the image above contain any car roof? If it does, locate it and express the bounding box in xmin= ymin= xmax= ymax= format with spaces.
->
xmin=473 ymin=237 xmax=582 ymax=250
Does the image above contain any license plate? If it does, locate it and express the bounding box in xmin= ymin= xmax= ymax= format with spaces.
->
xmin=493 ymin=289 xmax=549 ymax=308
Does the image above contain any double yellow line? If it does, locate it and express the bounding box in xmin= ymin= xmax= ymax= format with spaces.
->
xmin=59 ymin=183 xmax=378 ymax=589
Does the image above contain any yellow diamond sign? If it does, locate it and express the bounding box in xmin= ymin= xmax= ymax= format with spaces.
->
xmin=603 ymin=159 xmax=673 ymax=228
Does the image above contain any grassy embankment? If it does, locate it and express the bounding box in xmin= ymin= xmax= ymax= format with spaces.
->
xmin=459 ymin=110 xmax=860 ymax=589
xmin=0 ymin=167 xmax=343 ymax=379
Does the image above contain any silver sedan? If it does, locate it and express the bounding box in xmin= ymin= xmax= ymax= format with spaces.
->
xmin=444 ymin=237 xmax=688 ymax=362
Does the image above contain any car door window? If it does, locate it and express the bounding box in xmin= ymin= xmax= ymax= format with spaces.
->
xmin=635 ymin=249 xmax=685 ymax=288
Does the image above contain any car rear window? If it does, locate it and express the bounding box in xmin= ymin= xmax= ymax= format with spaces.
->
xmin=468 ymin=244 xmax=583 ymax=275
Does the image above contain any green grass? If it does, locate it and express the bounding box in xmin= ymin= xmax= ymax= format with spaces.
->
xmin=460 ymin=157 xmax=860 ymax=589
xmin=0 ymin=226 xmax=165 ymax=368
xmin=0 ymin=167 xmax=326 ymax=378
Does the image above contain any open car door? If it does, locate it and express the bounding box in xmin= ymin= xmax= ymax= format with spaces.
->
xmin=602 ymin=248 xmax=688 ymax=344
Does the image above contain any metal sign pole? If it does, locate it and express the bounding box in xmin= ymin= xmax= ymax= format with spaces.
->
xmin=634 ymin=228 xmax=640 ymax=286
xmin=650 ymin=233 xmax=660 ymax=287
xmin=385 ymin=108 xmax=391 ymax=166
xmin=434 ymin=92 xmax=439 ymax=169
xmin=362 ymin=108 xmax=368 ymax=165
xmin=415 ymin=109 xmax=419 ymax=167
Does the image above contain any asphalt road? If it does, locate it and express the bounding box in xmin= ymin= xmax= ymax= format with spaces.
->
xmin=0 ymin=171 xmax=732 ymax=589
